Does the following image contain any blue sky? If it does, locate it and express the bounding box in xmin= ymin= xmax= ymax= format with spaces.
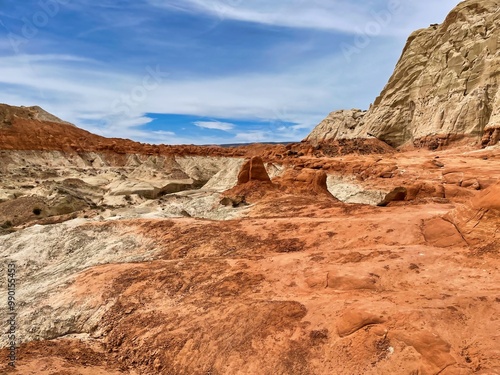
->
xmin=0 ymin=0 xmax=459 ymax=145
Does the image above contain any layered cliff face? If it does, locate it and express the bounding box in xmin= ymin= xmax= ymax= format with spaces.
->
xmin=307 ymin=0 xmax=500 ymax=148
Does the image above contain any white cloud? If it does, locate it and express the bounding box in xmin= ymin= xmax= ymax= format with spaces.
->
xmin=0 ymin=0 xmax=461 ymax=146
xmin=194 ymin=121 xmax=235 ymax=131
xmin=147 ymin=0 xmax=460 ymax=36
xmin=0 ymin=39 xmax=403 ymax=144
xmin=234 ymin=130 xmax=270 ymax=143
xmin=0 ymin=0 xmax=464 ymax=145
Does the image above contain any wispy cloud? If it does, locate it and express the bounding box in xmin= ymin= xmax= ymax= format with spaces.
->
xmin=0 ymin=38 xmax=415 ymax=143
xmin=147 ymin=0 xmax=460 ymax=36
xmin=194 ymin=121 xmax=235 ymax=131
xmin=0 ymin=0 xmax=461 ymax=144
xmin=234 ymin=130 xmax=270 ymax=143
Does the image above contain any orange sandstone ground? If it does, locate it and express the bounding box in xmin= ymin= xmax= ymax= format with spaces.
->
xmin=0 ymin=105 xmax=499 ymax=374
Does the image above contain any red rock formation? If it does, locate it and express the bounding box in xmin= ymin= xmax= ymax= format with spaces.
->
xmin=237 ymin=157 xmax=271 ymax=184
xmin=447 ymin=181 xmax=500 ymax=248
xmin=470 ymin=181 xmax=500 ymax=211
xmin=226 ymin=164 xmax=336 ymax=205
xmin=276 ymin=168 xmax=332 ymax=196
xmin=0 ymin=104 xmax=247 ymax=157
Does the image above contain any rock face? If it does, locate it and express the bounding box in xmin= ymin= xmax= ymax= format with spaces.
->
xmin=237 ymin=157 xmax=271 ymax=184
xmin=277 ymin=168 xmax=332 ymax=196
xmin=306 ymin=109 xmax=367 ymax=146
xmin=447 ymin=181 xmax=500 ymax=248
xmin=307 ymin=0 xmax=500 ymax=148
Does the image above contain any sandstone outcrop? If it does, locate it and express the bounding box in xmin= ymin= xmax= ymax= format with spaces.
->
xmin=276 ymin=168 xmax=332 ymax=196
xmin=226 ymin=158 xmax=335 ymax=203
xmin=237 ymin=156 xmax=271 ymax=184
xmin=446 ymin=181 xmax=500 ymax=248
xmin=306 ymin=109 xmax=367 ymax=146
xmin=336 ymin=309 xmax=386 ymax=338
xmin=223 ymin=157 xmax=276 ymax=202
xmin=306 ymin=0 xmax=500 ymax=148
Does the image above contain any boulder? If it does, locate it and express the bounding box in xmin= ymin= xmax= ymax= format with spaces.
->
xmin=305 ymin=109 xmax=367 ymax=146
xmin=279 ymin=168 xmax=331 ymax=195
xmin=237 ymin=157 xmax=271 ymax=184
xmin=326 ymin=176 xmax=407 ymax=206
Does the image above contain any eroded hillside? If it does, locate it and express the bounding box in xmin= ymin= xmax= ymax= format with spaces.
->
xmin=0 ymin=103 xmax=499 ymax=374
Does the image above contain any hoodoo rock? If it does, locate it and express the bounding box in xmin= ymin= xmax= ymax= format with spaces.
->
xmin=306 ymin=0 xmax=500 ymax=148
xmin=237 ymin=157 xmax=271 ymax=184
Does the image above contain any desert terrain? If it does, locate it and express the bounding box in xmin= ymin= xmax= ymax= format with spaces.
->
xmin=0 ymin=103 xmax=499 ymax=375
xmin=1 ymin=0 xmax=500 ymax=374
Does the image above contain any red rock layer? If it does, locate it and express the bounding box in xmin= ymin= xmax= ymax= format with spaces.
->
xmin=237 ymin=157 xmax=271 ymax=184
